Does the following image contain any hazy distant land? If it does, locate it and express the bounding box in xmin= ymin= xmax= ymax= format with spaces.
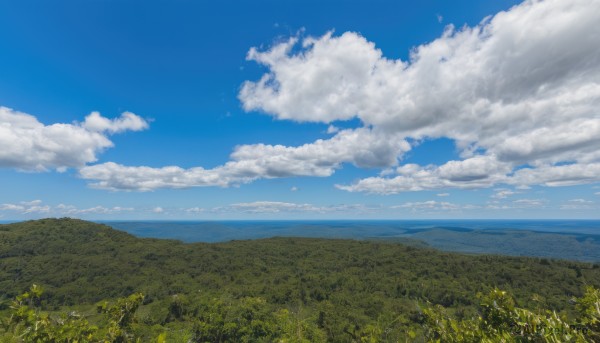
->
xmin=102 ymin=220 xmax=600 ymax=262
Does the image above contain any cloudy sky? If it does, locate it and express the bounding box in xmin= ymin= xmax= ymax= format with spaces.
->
xmin=1 ymin=0 xmax=599 ymax=220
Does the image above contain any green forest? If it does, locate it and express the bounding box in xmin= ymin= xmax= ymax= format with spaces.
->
xmin=2 ymin=218 xmax=600 ymax=342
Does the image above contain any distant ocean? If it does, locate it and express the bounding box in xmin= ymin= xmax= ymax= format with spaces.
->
xmin=99 ymin=220 xmax=600 ymax=262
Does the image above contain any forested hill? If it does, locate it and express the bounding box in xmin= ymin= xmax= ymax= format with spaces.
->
xmin=1 ymin=218 xmax=599 ymax=306
xmin=2 ymin=218 xmax=600 ymax=341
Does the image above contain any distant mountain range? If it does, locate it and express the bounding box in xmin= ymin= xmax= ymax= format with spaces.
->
xmin=103 ymin=220 xmax=600 ymax=262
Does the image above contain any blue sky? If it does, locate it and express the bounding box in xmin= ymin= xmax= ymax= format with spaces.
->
xmin=1 ymin=0 xmax=599 ymax=220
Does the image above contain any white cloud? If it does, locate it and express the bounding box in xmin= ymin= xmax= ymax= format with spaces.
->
xmin=392 ymin=200 xmax=475 ymax=212
xmin=21 ymin=200 xmax=43 ymax=206
xmin=0 ymin=203 xmax=25 ymax=212
xmin=152 ymin=207 xmax=164 ymax=213
xmin=0 ymin=107 xmax=148 ymax=171
xmin=338 ymin=162 xmax=600 ymax=195
xmin=508 ymin=163 xmax=600 ymax=188
xmin=229 ymin=128 xmax=408 ymax=171
xmin=185 ymin=207 xmax=205 ymax=214
xmin=79 ymin=163 xmax=230 ymax=191
xmin=491 ymin=188 xmax=518 ymax=199
xmin=224 ymin=201 xmax=321 ymax=214
xmin=290 ymin=186 xmax=298 ymax=191
xmin=0 ymin=200 xmax=133 ymax=216
xmin=486 ymin=198 xmax=547 ymax=210
xmin=55 ymin=204 xmax=134 ymax=215
xmin=567 ymin=198 xmax=593 ymax=204
xmin=80 ymin=128 xmax=410 ymax=190
xmin=436 ymin=193 xmax=449 ymax=197
xmin=211 ymin=201 xmax=377 ymax=214
xmin=76 ymin=0 xmax=600 ymax=193
xmin=512 ymin=198 xmax=547 ymax=208
xmin=560 ymin=198 xmax=595 ymax=210
xmin=238 ymin=0 xmax=600 ymax=194
xmin=337 ymin=156 xmax=510 ymax=194
xmin=326 ymin=125 xmax=339 ymax=134
xmin=0 ymin=200 xmax=49 ymax=214
xmin=82 ymin=111 xmax=149 ymax=134
xmin=22 ymin=205 xmax=51 ymax=214
xmin=324 ymin=203 xmax=378 ymax=213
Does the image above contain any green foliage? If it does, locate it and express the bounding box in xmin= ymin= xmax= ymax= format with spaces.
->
xmin=1 ymin=285 xmax=148 ymax=343
xmin=0 ymin=286 xmax=327 ymax=342
xmin=423 ymin=287 xmax=600 ymax=342
xmin=3 ymin=218 xmax=600 ymax=342
xmin=5 ymin=284 xmax=600 ymax=342
xmin=275 ymin=308 xmax=326 ymax=342
xmin=573 ymin=286 xmax=600 ymax=340
xmin=2 ymin=284 xmax=97 ymax=342
xmin=99 ymin=293 xmax=144 ymax=342
xmin=189 ymin=296 xmax=277 ymax=342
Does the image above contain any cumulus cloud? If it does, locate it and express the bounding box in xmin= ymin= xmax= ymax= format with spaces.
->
xmin=392 ymin=200 xmax=476 ymax=212
xmin=336 ymin=156 xmax=510 ymax=194
xmin=326 ymin=125 xmax=339 ymax=134
xmin=211 ymin=201 xmax=377 ymax=214
xmin=508 ymin=163 xmax=600 ymax=188
xmin=77 ymin=0 xmax=600 ymax=193
xmin=485 ymin=198 xmax=547 ymax=210
xmin=56 ymin=204 xmax=134 ymax=215
xmin=436 ymin=193 xmax=450 ymax=197
xmin=238 ymin=0 xmax=600 ymax=194
xmin=224 ymin=201 xmax=322 ymax=214
xmin=185 ymin=207 xmax=205 ymax=214
xmin=0 ymin=200 xmax=134 ymax=216
xmin=80 ymin=128 xmax=410 ymax=190
xmin=512 ymin=198 xmax=547 ymax=208
xmin=82 ymin=111 xmax=149 ymax=133
xmin=491 ymin=188 xmax=518 ymax=199
xmin=0 ymin=203 xmax=25 ymax=212
xmin=241 ymin=0 xmax=599 ymax=135
xmin=560 ymin=198 xmax=595 ymax=210
xmin=567 ymin=199 xmax=593 ymax=204
xmin=0 ymin=200 xmax=50 ymax=214
xmin=0 ymin=107 xmax=148 ymax=171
